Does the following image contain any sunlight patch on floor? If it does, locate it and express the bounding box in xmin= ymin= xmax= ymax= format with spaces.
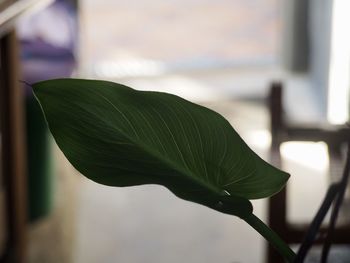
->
xmin=281 ymin=142 xmax=329 ymax=224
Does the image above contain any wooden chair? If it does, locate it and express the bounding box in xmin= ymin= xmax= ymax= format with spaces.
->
xmin=267 ymin=82 xmax=350 ymax=262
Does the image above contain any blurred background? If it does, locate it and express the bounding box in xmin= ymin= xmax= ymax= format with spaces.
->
xmin=1 ymin=0 xmax=350 ymax=262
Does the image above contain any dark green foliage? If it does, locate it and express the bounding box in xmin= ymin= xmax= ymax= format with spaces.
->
xmin=33 ymin=78 xmax=289 ymax=219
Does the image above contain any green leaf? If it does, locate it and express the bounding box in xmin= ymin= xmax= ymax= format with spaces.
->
xmin=33 ymin=78 xmax=289 ymax=218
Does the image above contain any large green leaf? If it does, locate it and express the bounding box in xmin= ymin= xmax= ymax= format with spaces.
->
xmin=33 ymin=78 xmax=289 ymax=218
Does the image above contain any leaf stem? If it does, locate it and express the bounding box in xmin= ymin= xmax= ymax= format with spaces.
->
xmin=244 ymin=213 xmax=296 ymax=262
